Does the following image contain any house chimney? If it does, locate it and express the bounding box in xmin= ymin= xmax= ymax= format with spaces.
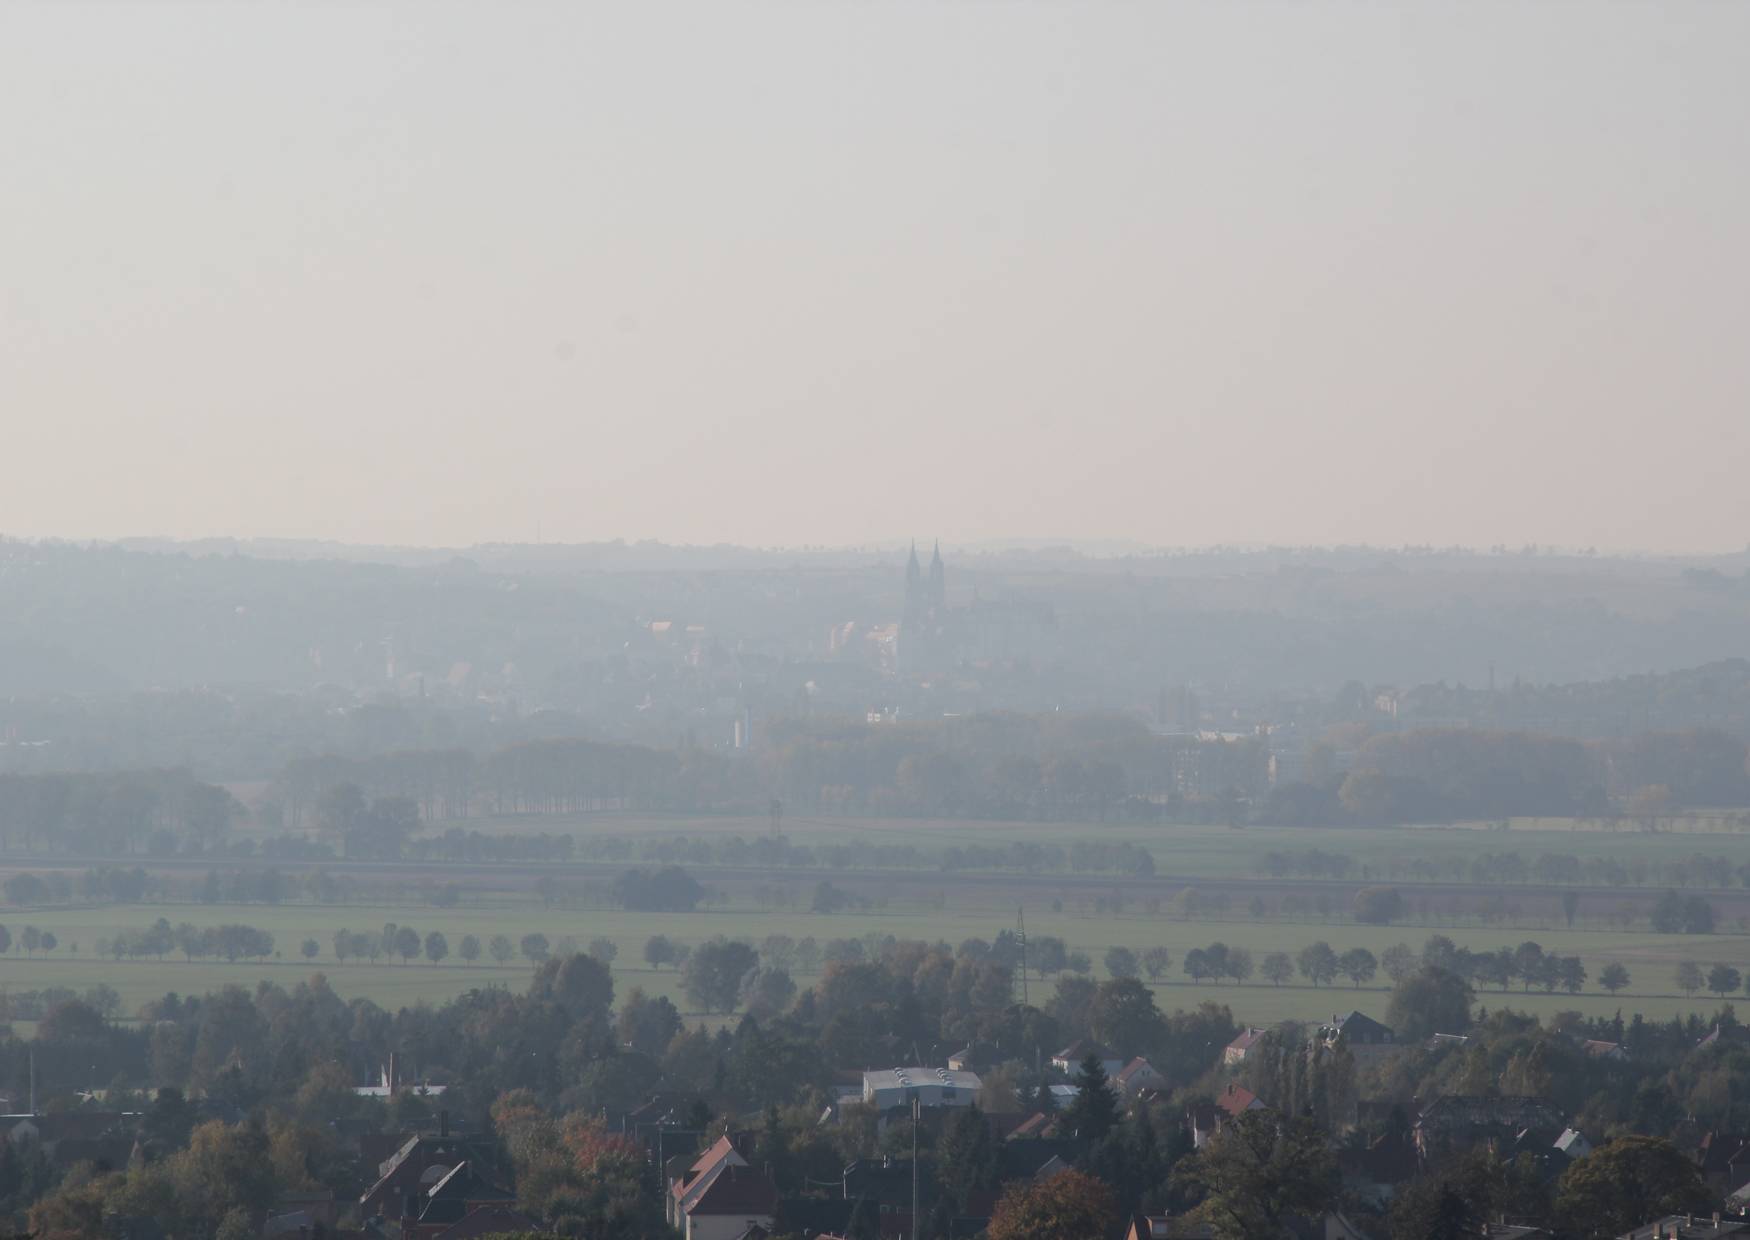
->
xmin=388 ymin=1051 xmax=399 ymax=1093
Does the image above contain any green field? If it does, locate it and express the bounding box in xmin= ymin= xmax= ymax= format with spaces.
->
xmin=3 ymin=884 xmax=1746 ymax=1029
xmin=5 ymin=812 xmax=1750 ymax=1032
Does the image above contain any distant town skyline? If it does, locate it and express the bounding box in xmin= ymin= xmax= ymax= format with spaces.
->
xmin=4 ymin=2 xmax=1748 ymax=553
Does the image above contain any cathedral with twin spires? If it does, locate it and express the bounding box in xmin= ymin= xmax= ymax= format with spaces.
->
xmin=901 ymin=541 xmax=952 ymax=673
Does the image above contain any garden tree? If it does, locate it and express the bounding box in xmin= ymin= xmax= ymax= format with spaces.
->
xmin=1048 ymin=975 xmax=1100 ymax=1042
xmin=1063 ymin=1054 xmax=1121 ymax=1141
xmin=1183 ymin=948 xmax=1213 ymax=983
xmin=424 ymin=930 xmax=448 ymax=965
xmin=1031 ymin=935 xmax=1069 ymax=977
xmin=1261 ymin=952 xmax=1293 ymax=986
xmin=1338 ymin=948 xmax=1378 ymax=988
xmin=521 ymin=932 xmax=551 ymax=964
xmin=587 ymin=937 xmax=618 ymax=965
xmin=936 ymin=1104 xmax=1001 ymax=1209
xmin=1140 ymin=946 xmax=1172 ymax=980
xmin=988 ymin=1168 xmax=1118 ymax=1240
xmin=300 ymin=938 xmax=319 ymax=962
xmin=683 ymin=937 xmax=760 ymax=1013
xmin=458 ymin=933 xmax=481 ymax=963
xmin=1352 ymin=886 xmax=1406 ymax=925
xmin=1554 ymin=1136 xmax=1715 ymax=1239
xmin=643 ymin=933 xmax=678 ymax=969
xmin=530 ymin=953 xmax=615 ymax=1024
xmin=1066 ymin=951 xmax=1093 ymax=975
xmin=497 ymin=1097 xmax=657 ymax=1239
xmin=30 ymin=1118 xmax=280 ymax=1239
xmin=1296 ymin=942 xmax=1339 ymax=987
xmin=1224 ymin=948 xmax=1254 ymax=985
xmin=738 ymin=966 xmax=798 ymax=1020
xmin=1104 ymin=946 xmax=1139 ymax=979
xmin=1499 ymin=1042 xmax=1556 ymax=1098
xmin=616 ymin=988 xmax=682 ymax=1056
xmin=1381 ymin=943 xmax=1416 ymax=985
xmin=1174 ymin=1110 xmax=1338 ymax=1240
xmin=1386 ymin=1147 xmax=1526 ymax=1240
xmin=1676 ymin=961 xmax=1704 ymax=996
xmin=393 ymin=926 xmax=421 ymax=964
xmin=1089 ymin=978 xmax=1167 ymax=1055
xmin=21 ymin=925 xmax=40 ymax=955
xmin=1600 ymin=962 xmax=1630 ymax=994
xmin=1385 ymin=967 xmax=1474 ymax=1041
xmin=489 ymin=933 xmax=516 ymax=965
xmin=1391 ymin=1182 xmax=1479 ymax=1240
xmin=1708 ymin=963 xmax=1743 ymax=998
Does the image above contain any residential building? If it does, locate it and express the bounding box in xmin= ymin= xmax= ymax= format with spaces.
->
xmin=1116 ymin=1057 xmax=1164 ymax=1097
xmin=668 ymin=1136 xmax=750 ymax=1228
xmin=682 ymin=1165 xmax=780 ymax=1240
xmin=1317 ymin=1012 xmax=1397 ymax=1059
xmin=1412 ymin=1096 xmax=1569 ymax=1163
xmin=1224 ymin=1028 xmax=1271 ymax=1067
xmin=1051 ymin=1040 xmax=1125 ymax=1077
xmin=861 ymin=1067 xmax=981 ymax=1111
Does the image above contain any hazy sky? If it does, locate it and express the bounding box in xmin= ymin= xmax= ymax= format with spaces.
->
xmin=3 ymin=3 xmax=1747 ymax=552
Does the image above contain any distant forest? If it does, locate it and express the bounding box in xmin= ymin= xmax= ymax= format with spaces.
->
xmin=2 ymin=713 xmax=1748 ymax=857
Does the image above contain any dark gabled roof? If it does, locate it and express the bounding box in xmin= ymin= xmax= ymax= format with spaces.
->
xmin=431 ymin=1205 xmax=544 ymax=1240
xmin=687 ymin=1164 xmax=778 ymax=1217
xmin=1698 ymin=1132 xmax=1749 ymax=1174
xmin=998 ymin=1138 xmax=1083 ymax=1182
xmin=1326 ymin=1011 xmax=1394 ymax=1040
xmin=1416 ymin=1096 xmax=1567 ymax=1134
xmin=1337 ymin=1130 xmax=1419 ymax=1185
xmin=1053 ymin=1039 xmax=1113 ymax=1061
xmin=0 ymin=1111 xmax=135 ymax=1144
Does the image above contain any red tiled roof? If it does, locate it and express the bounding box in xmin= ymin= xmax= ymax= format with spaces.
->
xmin=1215 ymin=1083 xmax=1259 ymax=1118
xmin=1226 ymin=1027 xmax=1269 ymax=1052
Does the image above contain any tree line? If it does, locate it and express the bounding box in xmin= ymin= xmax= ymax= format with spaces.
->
xmin=1253 ymin=846 xmax=1750 ymax=891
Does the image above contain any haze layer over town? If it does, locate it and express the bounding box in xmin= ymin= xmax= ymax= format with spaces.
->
xmin=3 ymin=4 xmax=1750 ymax=1240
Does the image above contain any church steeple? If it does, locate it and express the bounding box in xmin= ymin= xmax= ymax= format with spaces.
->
xmin=927 ymin=540 xmax=945 ymax=610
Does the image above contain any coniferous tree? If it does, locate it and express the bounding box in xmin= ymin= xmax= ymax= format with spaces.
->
xmin=1064 ymin=1053 xmax=1120 ymax=1141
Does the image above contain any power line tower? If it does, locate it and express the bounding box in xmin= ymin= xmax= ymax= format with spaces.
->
xmin=1015 ymin=905 xmax=1028 ymax=1007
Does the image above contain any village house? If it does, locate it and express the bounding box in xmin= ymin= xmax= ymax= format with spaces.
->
xmin=1317 ymin=1011 xmax=1397 ymax=1060
xmin=1413 ymin=1096 xmax=1569 ymax=1163
xmin=1051 ymin=1040 xmax=1126 ymax=1077
xmin=668 ymin=1134 xmax=779 ymax=1240
xmin=1115 ymin=1057 xmax=1164 ymax=1097
xmin=1224 ymin=1027 xmax=1271 ymax=1067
